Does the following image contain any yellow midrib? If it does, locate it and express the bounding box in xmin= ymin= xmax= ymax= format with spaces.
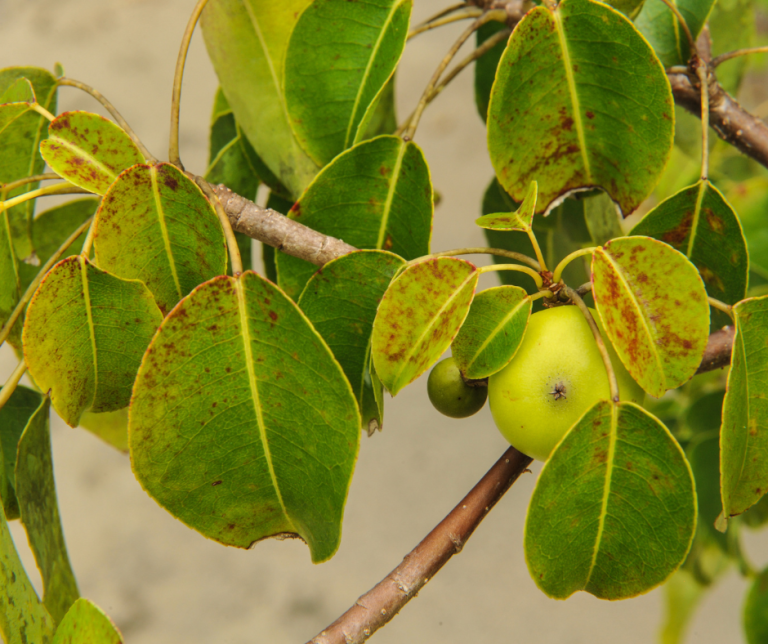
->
xmin=150 ymin=166 xmax=183 ymax=300
xmin=376 ymin=142 xmax=406 ymax=250
xmin=79 ymin=256 xmax=99 ymax=412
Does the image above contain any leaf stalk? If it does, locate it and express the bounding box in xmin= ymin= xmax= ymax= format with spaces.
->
xmin=552 ymin=247 xmax=596 ymax=283
xmin=479 ymin=263 xmax=543 ymax=288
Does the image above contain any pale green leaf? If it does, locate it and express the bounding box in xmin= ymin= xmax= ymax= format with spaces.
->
xmin=475 ymin=181 xmax=537 ymax=232
xmin=52 ymin=598 xmax=123 ymax=644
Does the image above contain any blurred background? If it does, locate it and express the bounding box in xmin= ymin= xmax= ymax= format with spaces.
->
xmin=0 ymin=0 xmax=767 ymax=642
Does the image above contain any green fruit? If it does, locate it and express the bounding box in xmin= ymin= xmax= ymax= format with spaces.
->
xmin=488 ymin=305 xmax=645 ymax=461
xmin=427 ymin=357 xmax=488 ymax=419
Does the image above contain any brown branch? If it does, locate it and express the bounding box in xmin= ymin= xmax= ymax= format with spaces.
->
xmin=696 ymin=325 xmax=735 ymax=374
xmin=307 ymin=447 xmax=533 ymax=644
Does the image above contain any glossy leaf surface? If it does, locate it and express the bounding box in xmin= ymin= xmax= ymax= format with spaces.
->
xmin=285 ymin=0 xmax=411 ymax=166
xmin=130 ymin=272 xmax=360 ymax=562
xmin=475 ymin=181 xmax=537 ymax=231
xmin=40 ymin=111 xmax=144 ymax=195
xmin=451 ymin=285 xmax=531 ymax=379
xmin=94 ymin=162 xmax=227 ymax=314
xmin=525 ymin=401 xmax=696 ymax=599
xmin=15 ymin=398 xmax=79 ymax=625
xmin=0 ymin=385 xmax=41 ymax=521
xmin=372 ymin=258 xmax=478 ymax=395
xmin=721 ymin=296 xmax=768 ymax=519
xmin=52 ymin=599 xmax=122 ymax=644
xmin=0 ymin=67 xmax=58 ymax=259
xmin=277 ymin=135 xmax=432 ymax=300
xmin=23 ymin=256 xmax=163 ymax=427
xmin=592 ymin=236 xmax=709 ymax=397
xmin=635 ymin=0 xmax=715 ymax=67
xmin=487 ymin=0 xmax=673 ymax=214
xmin=630 ymin=180 xmax=748 ymax=305
xmin=298 ymin=250 xmax=404 ymax=428
xmin=201 ymin=0 xmax=318 ymax=197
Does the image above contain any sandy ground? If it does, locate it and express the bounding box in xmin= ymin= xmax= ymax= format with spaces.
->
xmin=0 ymin=1 xmax=763 ymax=642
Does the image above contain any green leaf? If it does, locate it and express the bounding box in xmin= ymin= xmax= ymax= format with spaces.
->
xmin=659 ymin=569 xmax=707 ymax=644
xmin=201 ymin=0 xmax=319 ymax=198
xmin=583 ymin=190 xmax=623 ymax=246
xmin=0 ymin=67 xmax=58 ymax=259
xmin=630 ymin=180 xmax=748 ymax=305
xmin=524 ymin=400 xmax=696 ymax=599
xmin=52 ymin=598 xmax=122 ymax=644
xmin=298 ymin=250 xmax=404 ymax=430
xmin=605 ymin=0 xmax=646 ymax=17
xmin=0 ymin=205 xmax=21 ymax=344
xmin=23 ymin=256 xmax=163 ymax=427
xmin=276 ymin=135 xmax=432 ymax=300
xmin=474 ymin=21 xmax=510 ymax=123
xmin=451 ymin=285 xmax=531 ymax=379
xmin=371 ymin=257 xmax=478 ymax=396
xmin=40 ymin=111 xmax=144 ymax=195
xmin=721 ymin=296 xmax=768 ymax=519
xmin=744 ymin=565 xmax=768 ymax=644
xmin=592 ymin=236 xmax=710 ymax=397
xmin=487 ymin=0 xmax=674 ymax=215
xmin=1 ymin=78 xmax=35 ymax=104
xmin=353 ymin=74 xmax=398 ymax=145
xmin=79 ymin=408 xmax=128 ymax=452
xmin=0 ymin=500 xmax=54 ymax=644
xmin=635 ymin=0 xmax=716 ymax=67
xmin=284 ymin=0 xmax=411 ymax=167
xmin=15 ymin=398 xmax=79 ymax=625
xmin=688 ymin=432 xmax=728 ymax=549
xmin=475 ymin=181 xmax=537 ymax=231
xmin=708 ymin=0 xmax=755 ymax=95
xmin=0 ymin=385 xmax=42 ymax=521
xmin=93 ymin=162 xmax=227 ymax=314
xmin=129 ymin=272 xmax=360 ymax=562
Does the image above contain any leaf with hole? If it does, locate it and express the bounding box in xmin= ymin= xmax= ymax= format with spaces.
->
xmin=201 ymin=0 xmax=318 ymax=197
xmin=720 ymin=296 xmax=768 ymax=520
xmin=475 ymin=181 xmax=537 ymax=232
xmin=525 ymin=400 xmax=696 ymax=599
xmin=276 ymin=135 xmax=432 ymax=300
xmin=284 ymin=0 xmax=411 ymax=167
xmin=15 ymin=397 xmax=79 ymax=626
xmin=22 ymin=256 xmax=163 ymax=427
xmin=592 ymin=236 xmax=710 ymax=397
xmin=94 ymin=162 xmax=227 ymax=314
xmin=129 ymin=271 xmax=360 ymax=562
xmin=451 ymin=285 xmax=531 ymax=379
xmin=40 ymin=111 xmax=144 ymax=195
xmin=371 ymin=257 xmax=478 ymax=396
xmin=487 ymin=0 xmax=674 ymax=215
xmin=635 ymin=0 xmax=716 ymax=67
xmin=298 ymin=250 xmax=404 ymax=430
xmin=52 ymin=598 xmax=122 ymax=644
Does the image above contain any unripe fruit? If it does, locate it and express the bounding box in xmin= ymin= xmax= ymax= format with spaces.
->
xmin=488 ymin=305 xmax=644 ymax=461
xmin=427 ymin=357 xmax=488 ymax=419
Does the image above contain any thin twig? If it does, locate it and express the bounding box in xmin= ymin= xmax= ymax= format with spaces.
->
xmin=170 ymin=0 xmax=212 ymax=169
xmin=408 ymin=2 xmax=469 ymax=34
xmin=1 ymin=173 xmax=60 ymax=194
xmin=408 ymin=7 xmax=484 ymax=39
xmin=0 ymin=359 xmax=27 ymax=412
xmin=1 ymin=183 xmax=88 ymax=210
xmin=306 ymin=446 xmax=533 ymax=644
xmin=712 ymin=46 xmax=768 ymax=68
xmin=58 ymin=78 xmax=156 ymax=162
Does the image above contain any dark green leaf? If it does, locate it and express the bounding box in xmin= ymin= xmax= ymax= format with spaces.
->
xmin=584 ymin=190 xmax=623 ymax=246
xmin=276 ymin=135 xmax=432 ymax=300
xmin=130 ymin=272 xmax=360 ymax=562
xmin=94 ymin=162 xmax=227 ymax=314
xmin=285 ymin=0 xmax=411 ymax=166
xmin=474 ymin=21 xmax=509 ymax=123
xmin=354 ymin=74 xmax=398 ymax=144
xmin=604 ymin=0 xmax=646 ymax=17
xmin=40 ymin=111 xmax=144 ymax=195
xmin=15 ymin=398 xmax=79 ymax=625
xmin=525 ymin=401 xmax=696 ymax=599
xmin=23 ymin=256 xmax=163 ymax=426
xmin=52 ymin=598 xmax=123 ymax=644
xmin=487 ymin=0 xmax=674 ymax=214
xmin=630 ymin=180 xmax=748 ymax=305
xmin=371 ymin=257 xmax=478 ymax=395
xmin=688 ymin=432 xmax=728 ymax=549
xmin=635 ymin=0 xmax=716 ymax=67
xmin=592 ymin=236 xmax=710 ymax=397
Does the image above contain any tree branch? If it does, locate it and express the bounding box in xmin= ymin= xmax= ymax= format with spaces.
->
xmin=696 ymin=325 xmax=735 ymax=374
xmin=306 ymin=447 xmax=533 ymax=644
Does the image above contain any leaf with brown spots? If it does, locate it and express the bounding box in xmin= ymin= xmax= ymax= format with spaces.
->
xmin=525 ymin=400 xmax=696 ymax=599
xmin=631 ymin=180 xmax=748 ymax=306
xmin=129 ymin=271 xmax=360 ymax=563
xmin=52 ymin=598 xmax=123 ymax=644
xmin=487 ymin=0 xmax=673 ymax=215
xmin=475 ymin=181 xmax=537 ymax=232
xmin=371 ymin=257 xmax=478 ymax=395
xmin=277 ymin=135 xmax=432 ymax=300
xmin=720 ymin=296 xmax=768 ymax=521
xmin=451 ymin=285 xmax=531 ymax=379
xmin=94 ymin=163 xmax=227 ymax=314
xmin=40 ymin=111 xmax=144 ymax=195
xmin=592 ymin=236 xmax=710 ymax=397
xmin=22 ymin=256 xmax=163 ymax=427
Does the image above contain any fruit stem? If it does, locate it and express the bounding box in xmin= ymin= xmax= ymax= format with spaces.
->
xmin=479 ymin=263 xmax=543 ymax=288
xmin=0 ymin=359 xmax=27 ymax=413
xmin=529 ymin=290 xmax=553 ymax=302
xmin=708 ymin=296 xmax=734 ymax=320
xmin=564 ymin=285 xmax=620 ymax=403
xmin=419 ymin=247 xmax=540 ymax=270
xmin=552 ymin=247 xmax=597 ymax=283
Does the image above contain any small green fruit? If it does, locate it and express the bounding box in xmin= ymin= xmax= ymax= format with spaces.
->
xmin=427 ymin=357 xmax=488 ymax=419
xmin=488 ymin=305 xmax=644 ymax=461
